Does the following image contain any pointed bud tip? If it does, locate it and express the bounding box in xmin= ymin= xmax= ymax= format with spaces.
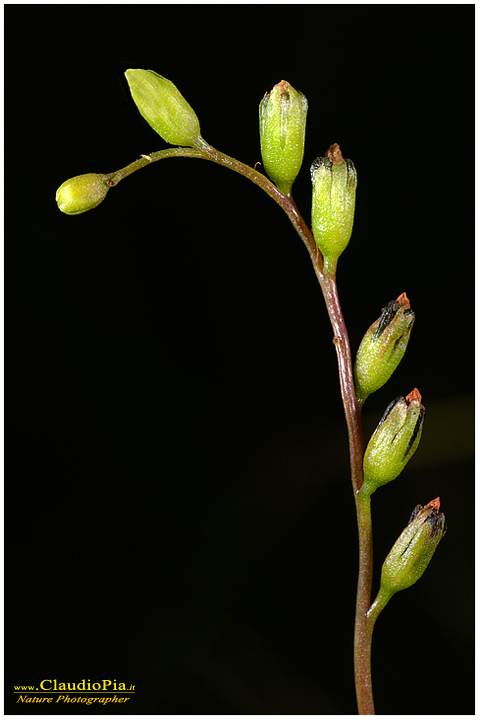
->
xmin=425 ymin=497 xmax=441 ymax=512
xmin=275 ymin=79 xmax=290 ymax=92
xmin=396 ymin=292 xmax=411 ymax=309
xmin=326 ymin=143 xmax=344 ymax=165
xmin=406 ymin=388 xmax=422 ymax=404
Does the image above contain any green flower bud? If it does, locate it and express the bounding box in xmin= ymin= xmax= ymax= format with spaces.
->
xmin=259 ymin=80 xmax=308 ymax=197
xmin=56 ymin=173 xmax=110 ymax=215
xmin=363 ymin=388 xmax=425 ymax=494
xmin=125 ymin=69 xmax=201 ymax=147
xmin=354 ymin=293 xmax=414 ymax=403
xmin=310 ymin=144 xmax=357 ymax=265
xmin=380 ymin=498 xmax=446 ymax=597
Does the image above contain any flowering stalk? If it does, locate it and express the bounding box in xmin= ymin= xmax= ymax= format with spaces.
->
xmin=55 ymin=70 xmax=446 ymax=715
xmin=353 ymin=491 xmax=375 ymax=714
xmin=58 ymin=138 xmax=372 ymax=708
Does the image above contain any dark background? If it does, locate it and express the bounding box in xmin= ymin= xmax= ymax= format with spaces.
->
xmin=6 ymin=4 xmax=474 ymax=715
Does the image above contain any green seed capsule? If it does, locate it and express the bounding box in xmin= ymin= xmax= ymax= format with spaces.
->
xmin=56 ymin=173 xmax=110 ymax=215
xmin=380 ymin=498 xmax=446 ymax=597
xmin=259 ymin=80 xmax=308 ymax=197
xmin=311 ymin=144 xmax=357 ymax=266
xmin=363 ymin=388 xmax=425 ymax=494
xmin=354 ymin=293 xmax=414 ymax=403
xmin=125 ymin=69 xmax=201 ymax=147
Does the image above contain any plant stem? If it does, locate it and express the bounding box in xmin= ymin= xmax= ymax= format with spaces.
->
xmin=106 ymin=140 xmax=375 ymax=713
xmin=353 ymin=490 xmax=375 ymax=714
xmin=320 ymin=267 xmax=374 ymax=715
xmin=194 ymin=139 xmax=320 ymax=269
xmin=356 ymin=580 xmax=392 ymax=715
xmin=105 ymin=148 xmax=204 ymax=186
xmin=196 ymin=142 xmax=365 ymax=498
xmin=106 ymin=140 xmax=320 ymax=270
xmin=319 ymin=263 xmax=364 ymax=492
xmin=196 ymin=146 xmax=374 ymax=710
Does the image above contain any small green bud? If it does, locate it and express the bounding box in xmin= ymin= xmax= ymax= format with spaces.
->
xmin=310 ymin=144 xmax=357 ymax=265
xmin=354 ymin=292 xmax=414 ymax=402
xmin=380 ymin=498 xmax=446 ymax=597
xmin=363 ymin=388 xmax=425 ymax=494
xmin=259 ymin=80 xmax=308 ymax=196
xmin=56 ymin=173 xmax=110 ymax=215
xmin=125 ymin=69 xmax=201 ymax=147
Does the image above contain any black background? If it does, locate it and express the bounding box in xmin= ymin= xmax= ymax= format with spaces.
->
xmin=6 ymin=4 xmax=474 ymax=715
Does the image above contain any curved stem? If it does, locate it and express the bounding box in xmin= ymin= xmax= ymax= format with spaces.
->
xmin=320 ymin=266 xmax=373 ymax=714
xmin=194 ymin=139 xmax=321 ymax=271
xmin=105 ymin=140 xmax=321 ymax=270
xmin=195 ymin=140 xmax=371 ymax=713
xmin=106 ymin=140 xmax=373 ymax=713
xmin=193 ymin=143 xmax=365 ymax=494
xmin=367 ymin=588 xmax=391 ymax=629
xmin=105 ymin=147 xmax=204 ymax=185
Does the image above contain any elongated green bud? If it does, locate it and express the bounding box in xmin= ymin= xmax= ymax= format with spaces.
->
xmin=56 ymin=173 xmax=110 ymax=215
xmin=259 ymin=80 xmax=308 ymax=197
xmin=354 ymin=292 xmax=414 ymax=403
xmin=380 ymin=498 xmax=446 ymax=597
xmin=125 ymin=69 xmax=201 ymax=147
xmin=363 ymin=388 xmax=425 ymax=494
xmin=310 ymin=144 xmax=357 ymax=266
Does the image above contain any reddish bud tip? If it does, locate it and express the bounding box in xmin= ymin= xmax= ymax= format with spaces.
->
xmin=396 ymin=292 xmax=411 ymax=309
xmin=275 ymin=79 xmax=290 ymax=93
xmin=425 ymin=497 xmax=441 ymax=512
xmin=406 ymin=388 xmax=422 ymax=404
xmin=326 ymin=143 xmax=344 ymax=165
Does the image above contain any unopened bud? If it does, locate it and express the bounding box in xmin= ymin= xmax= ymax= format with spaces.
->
xmin=125 ymin=69 xmax=201 ymax=147
xmin=56 ymin=173 xmax=110 ymax=215
xmin=363 ymin=389 xmax=425 ymax=494
xmin=354 ymin=293 xmax=414 ymax=402
xmin=310 ymin=144 xmax=357 ymax=265
xmin=259 ymin=80 xmax=308 ymax=196
xmin=380 ymin=498 xmax=446 ymax=597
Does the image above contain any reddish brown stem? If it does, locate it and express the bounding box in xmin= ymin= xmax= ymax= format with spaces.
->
xmin=353 ymin=491 xmax=375 ymax=714
xmin=107 ymin=142 xmax=375 ymax=713
xmin=319 ymin=265 xmax=364 ymax=492
xmin=194 ymin=139 xmax=321 ymax=270
xmin=317 ymin=266 xmax=374 ymax=714
xmin=195 ymin=142 xmax=373 ymax=713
